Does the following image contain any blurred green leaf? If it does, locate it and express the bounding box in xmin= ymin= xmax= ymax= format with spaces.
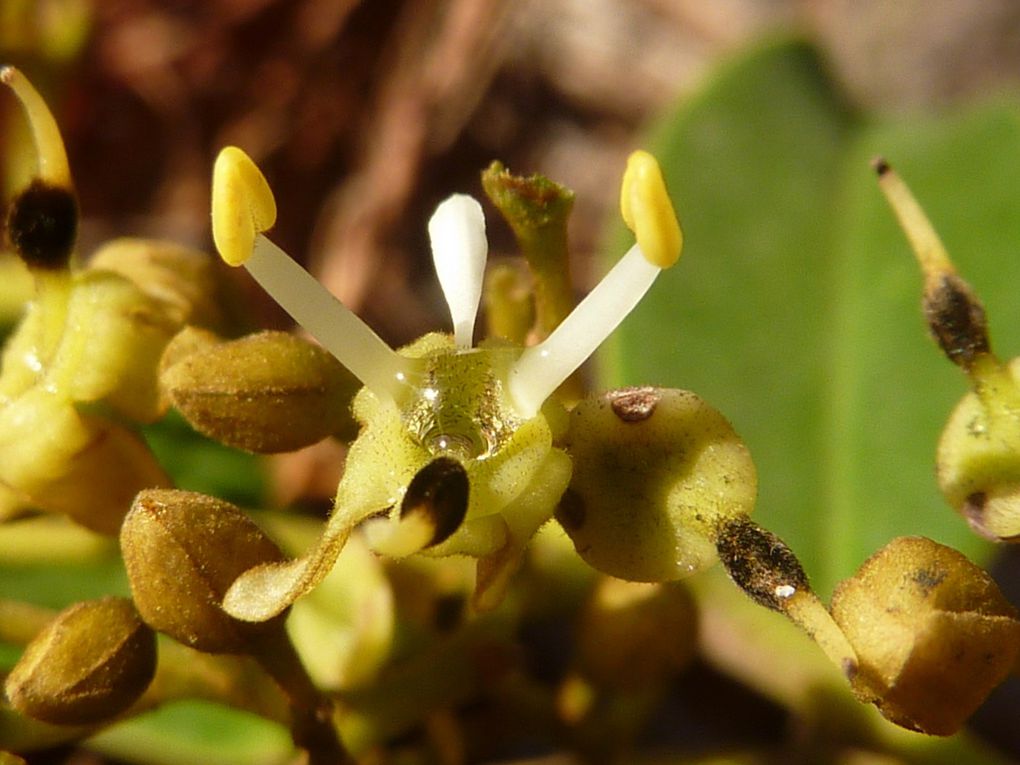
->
xmin=87 ymin=700 xmax=293 ymax=765
xmin=603 ymin=38 xmax=1020 ymax=595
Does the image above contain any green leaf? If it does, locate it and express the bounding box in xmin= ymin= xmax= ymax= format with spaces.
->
xmin=603 ymin=38 xmax=1020 ymax=595
xmin=86 ymin=700 xmax=293 ymax=765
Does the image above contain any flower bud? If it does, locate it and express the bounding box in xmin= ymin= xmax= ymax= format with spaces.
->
xmin=121 ymin=489 xmax=287 ymax=653
xmin=4 ymin=597 xmax=156 ymax=725
xmin=576 ymin=577 xmax=697 ymax=690
xmin=936 ymin=356 xmax=1020 ymax=541
xmin=88 ymin=238 xmax=219 ymax=328
xmin=830 ymin=536 xmax=1020 ymax=735
xmin=160 ymin=330 xmax=360 ymax=452
xmin=558 ymin=387 xmax=757 ymax=582
xmin=0 ymin=390 xmax=171 ymax=534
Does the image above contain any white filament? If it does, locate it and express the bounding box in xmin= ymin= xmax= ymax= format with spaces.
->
xmin=508 ymin=244 xmax=660 ymax=418
xmin=247 ymin=235 xmax=414 ymax=399
xmin=429 ymin=194 xmax=487 ymax=348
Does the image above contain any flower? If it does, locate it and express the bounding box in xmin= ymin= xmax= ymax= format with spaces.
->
xmin=0 ymin=67 xmax=212 ymax=533
xmin=209 ymin=146 xmax=682 ymax=618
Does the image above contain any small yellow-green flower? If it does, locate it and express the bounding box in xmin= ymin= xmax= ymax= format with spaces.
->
xmin=208 ymin=146 xmax=689 ymax=618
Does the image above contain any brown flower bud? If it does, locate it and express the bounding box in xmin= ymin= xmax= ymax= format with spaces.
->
xmin=831 ymin=536 xmax=1020 ymax=735
xmin=0 ymin=751 xmax=28 ymax=765
xmin=121 ymin=489 xmax=287 ymax=653
xmin=4 ymin=597 xmax=156 ymax=725
xmin=558 ymin=387 xmax=757 ymax=582
xmin=160 ymin=330 xmax=360 ymax=452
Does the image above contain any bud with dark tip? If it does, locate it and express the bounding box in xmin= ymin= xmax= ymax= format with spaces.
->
xmin=160 ymin=330 xmax=360 ymax=452
xmin=873 ymin=158 xmax=992 ymax=371
xmin=831 ymin=536 xmax=1020 ymax=735
xmin=121 ymin=489 xmax=288 ymax=653
xmin=4 ymin=597 xmax=156 ymax=725
xmin=874 ymin=159 xmax=1020 ymax=541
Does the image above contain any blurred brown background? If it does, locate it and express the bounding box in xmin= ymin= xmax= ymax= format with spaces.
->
xmin=4 ymin=0 xmax=1020 ymax=505
xmin=5 ymin=0 xmax=1020 ymax=340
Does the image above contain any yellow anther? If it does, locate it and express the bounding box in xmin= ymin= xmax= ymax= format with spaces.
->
xmin=211 ymin=147 xmax=277 ymax=267
xmin=619 ymin=150 xmax=683 ymax=269
xmin=1 ymin=66 xmax=73 ymax=188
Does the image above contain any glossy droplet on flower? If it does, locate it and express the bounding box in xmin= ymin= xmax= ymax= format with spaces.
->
xmin=831 ymin=536 xmax=1020 ymax=735
xmin=558 ymin=387 xmax=755 ymax=582
xmin=161 ymin=329 xmax=360 ymax=452
xmin=5 ymin=597 xmax=156 ymax=725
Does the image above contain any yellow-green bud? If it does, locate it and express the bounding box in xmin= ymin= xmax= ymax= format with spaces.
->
xmin=936 ymin=357 xmax=1020 ymax=541
xmin=558 ymin=387 xmax=757 ymax=582
xmin=161 ymin=330 xmax=360 ymax=452
xmin=831 ymin=536 xmax=1020 ymax=735
xmin=4 ymin=597 xmax=156 ymax=725
xmin=121 ymin=489 xmax=287 ymax=653
xmin=88 ymin=238 xmax=219 ymax=328
xmin=0 ymin=391 xmax=171 ymax=534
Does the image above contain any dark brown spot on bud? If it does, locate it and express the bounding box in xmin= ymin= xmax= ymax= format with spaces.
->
xmin=608 ymin=386 xmax=660 ymax=422
xmin=924 ymin=273 xmax=989 ymax=368
xmin=715 ymin=517 xmax=810 ymax=612
xmin=5 ymin=179 xmax=77 ymax=269
xmin=871 ymin=156 xmax=891 ymax=176
xmin=555 ymin=488 xmax=586 ymax=531
xmin=401 ymin=457 xmax=469 ymax=547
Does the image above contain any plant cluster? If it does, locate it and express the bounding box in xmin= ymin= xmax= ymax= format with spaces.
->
xmin=0 ymin=63 xmax=1018 ymax=764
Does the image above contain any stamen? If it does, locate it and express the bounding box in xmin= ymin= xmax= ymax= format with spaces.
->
xmin=211 ymin=147 xmax=416 ymax=401
xmin=0 ymin=67 xmax=72 ymax=188
xmin=507 ymin=151 xmax=682 ymax=418
xmin=429 ymin=194 xmax=487 ymax=348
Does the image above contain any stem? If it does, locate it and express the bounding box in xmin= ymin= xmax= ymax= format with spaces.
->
xmin=250 ymin=625 xmax=349 ymax=764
